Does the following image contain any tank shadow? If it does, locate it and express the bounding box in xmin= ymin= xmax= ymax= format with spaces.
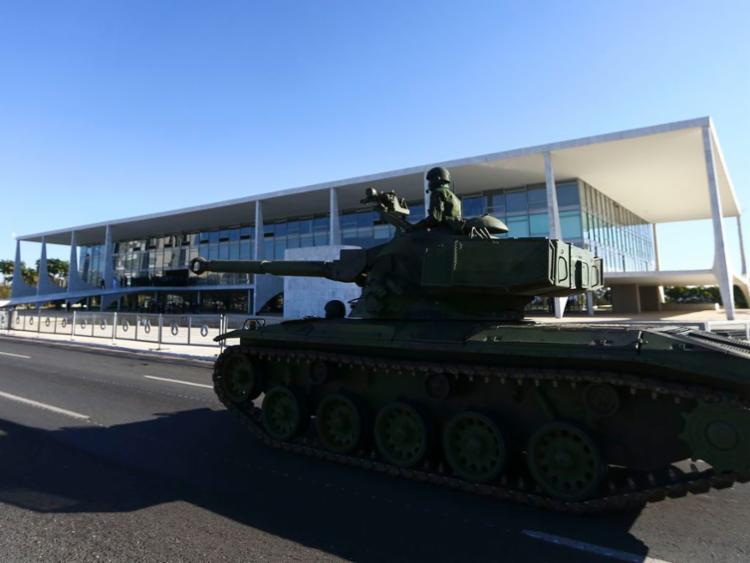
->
xmin=0 ymin=409 xmax=651 ymax=562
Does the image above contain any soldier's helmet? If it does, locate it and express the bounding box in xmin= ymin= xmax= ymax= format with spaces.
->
xmin=426 ymin=167 xmax=452 ymax=191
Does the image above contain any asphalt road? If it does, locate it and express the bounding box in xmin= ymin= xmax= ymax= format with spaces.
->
xmin=0 ymin=337 xmax=748 ymax=563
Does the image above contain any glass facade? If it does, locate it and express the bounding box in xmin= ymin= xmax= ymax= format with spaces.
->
xmin=454 ymin=181 xmax=584 ymax=243
xmin=79 ymin=178 xmax=655 ymax=292
xmin=579 ymin=181 xmax=655 ymax=272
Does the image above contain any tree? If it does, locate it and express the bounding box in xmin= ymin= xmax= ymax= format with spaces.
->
xmin=0 ymin=257 xmax=71 ymax=290
xmin=0 ymin=259 xmax=18 ymax=285
xmin=664 ymin=286 xmax=720 ymax=304
xmin=21 ymin=266 xmax=37 ymax=286
xmin=34 ymin=258 xmax=69 ymax=280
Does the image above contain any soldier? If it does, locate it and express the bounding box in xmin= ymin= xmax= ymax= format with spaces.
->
xmin=424 ymin=166 xmax=462 ymax=226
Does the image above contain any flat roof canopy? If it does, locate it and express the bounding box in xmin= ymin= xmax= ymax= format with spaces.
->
xmin=21 ymin=116 xmax=739 ymax=246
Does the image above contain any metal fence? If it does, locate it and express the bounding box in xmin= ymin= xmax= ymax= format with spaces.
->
xmin=1 ymin=309 xmax=240 ymax=350
xmin=4 ymin=309 xmax=750 ymax=347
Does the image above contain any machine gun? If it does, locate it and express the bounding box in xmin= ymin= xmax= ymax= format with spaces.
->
xmin=360 ymin=187 xmax=412 ymax=232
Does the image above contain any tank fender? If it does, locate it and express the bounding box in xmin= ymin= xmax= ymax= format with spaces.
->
xmin=214 ymin=329 xmax=245 ymax=342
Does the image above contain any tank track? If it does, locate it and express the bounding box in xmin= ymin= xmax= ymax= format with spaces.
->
xmin=215 ymin=344 xmax=749 ymax=513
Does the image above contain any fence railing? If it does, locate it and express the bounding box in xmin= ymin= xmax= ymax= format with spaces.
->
xmin=0 ymin=310 xmax=257 ymax=351
xmin=3 ymin=310 xmax=750 ymax=348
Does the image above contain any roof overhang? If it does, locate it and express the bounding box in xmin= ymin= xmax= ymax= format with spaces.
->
xmin=606 ymin=270 xmax=748 ymax=289
xmin=19 ymin=116 xmax=739 ymax=246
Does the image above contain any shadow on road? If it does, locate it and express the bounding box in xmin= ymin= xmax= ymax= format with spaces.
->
xmin=0 ymin=409 xmax=651 ymax=561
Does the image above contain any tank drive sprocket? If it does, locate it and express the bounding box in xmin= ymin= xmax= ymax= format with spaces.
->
xmin=680 ymin=401 xmax=750 ymax=478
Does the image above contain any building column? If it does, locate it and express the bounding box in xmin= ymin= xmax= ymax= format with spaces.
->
xmin=68 ymin=231 xmax=81 ymax=292
xmin=702 ymin=125 xmax=735 ymax=320
xmin=585 ymin=291 xmax=595 ymax=316
xmin=252 ymin=200 xmax=264 ymax=314
xmin=11 ymin=239 xmax=35 ymax=298
xmin=37 ymin=237 xmax=59 ymax=295
xmin=103 ymin=225 xmax=115 ymax=290
xmin=652 ymin=224 xmax=661 ymax=271
xmin=66 ymin=230 xmax=96 ymax=300
xmin=254 ymin=201 xmax=264 ymax=260
xmin=737 ymin=215 xmax=747 ymax=276
xmin=329 ymin=187 xmax=341 ymax=245
xmin=99 ymin=225 xmax=118 ymax=311
xmin=544 ymin=151 xmax=566 ymax=319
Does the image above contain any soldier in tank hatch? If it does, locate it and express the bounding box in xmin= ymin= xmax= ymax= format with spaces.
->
xmin=425 ymin=166 xmax=462 ymax=225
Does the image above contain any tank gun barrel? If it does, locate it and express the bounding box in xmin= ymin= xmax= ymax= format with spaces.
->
xmin=189 ymin=252 xmax=366 ymax=283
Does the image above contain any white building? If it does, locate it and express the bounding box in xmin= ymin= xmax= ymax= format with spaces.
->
xmin=7 ymin=116 xmax=746 ymax=320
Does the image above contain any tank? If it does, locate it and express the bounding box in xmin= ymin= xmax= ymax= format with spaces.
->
xmin=191 ymin=178 xmax=750 ymax=512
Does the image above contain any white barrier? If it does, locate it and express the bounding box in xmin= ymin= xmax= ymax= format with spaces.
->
xmin=3 ymin=310 xmax=245 ymax=350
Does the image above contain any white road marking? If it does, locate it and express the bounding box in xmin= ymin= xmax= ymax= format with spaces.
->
xmin=143 ymin=375 xmax=213 ymax=389
xmin=522 ymin=530 xmax=671 ymax=563
xmin=0 ymin=351 xmax=31 ymax=359
xmin=0 ymin=390 xmax=89 ymax=420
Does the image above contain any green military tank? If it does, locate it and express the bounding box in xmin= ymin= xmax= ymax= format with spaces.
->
xmin=190 ymin=167 xmax=750 ymax=512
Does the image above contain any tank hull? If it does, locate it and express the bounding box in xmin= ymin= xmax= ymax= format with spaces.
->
xmin=212 ymin=318 xmax=750 ymax=511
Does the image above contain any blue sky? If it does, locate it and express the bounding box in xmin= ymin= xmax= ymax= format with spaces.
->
xmin=1 ymin=0 xmax=748 ymax=272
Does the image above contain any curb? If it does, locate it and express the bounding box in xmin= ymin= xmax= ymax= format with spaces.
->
xmin=0 ymin=332 xmax=215 ymax=367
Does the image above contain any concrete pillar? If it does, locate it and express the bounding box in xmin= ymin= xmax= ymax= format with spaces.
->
xmin=37 ymin=238 xmax=48 ymax=295
xmin=253 ymin=200 xmax=264 ymax=314
xmin=652 ymin=224 xmax=660 ymax=271
xmin=36 ymin=237 xmax=59 ymax=295
xmin=639 ymin=286 xmax=662 ymax=312
xmin=611 ymin=284 xmax=641 ymax=314
xmin=329 ymin=188 xmax=341 ymax=245
xmin=544 ymin=151 xmax=566 ymax=319
xmin=65 ymin=231 xmax=96 ymax=306
xmin=254 ymin=201 xmax=264 ymax=261
xmin=99 ymin=225 xmax=118 ymax=311
xmin=702 ymin=125 xmax=735 ymax=320
xmin=586 ymin=291 xmax=595 ymax=316
xmin=68 ymin=232 xmax=81 ymax=292
xmin=11 ymin=239 xmax=36 ymax=298
xmin=737 ymin=215 xmax=747 ymax=276
xmin=103 ymin=225 xmax=115 ymax=291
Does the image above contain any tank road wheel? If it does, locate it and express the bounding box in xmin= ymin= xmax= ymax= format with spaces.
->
xmin=681 ymin=401 xmax=750 ymax=477
xmin=261 ymin=386 xmax=306 ymax=441
xmin=374 ymin=402 xmax=429 ymax=467
xmin=216 ymin=349 xmax=262 ymax=404
xmin=527 ymin=422 xmax=605 ymax=502
xmin=316 ymin=394 xmax=364 ymax=454
xmin=443 ymin=412 xmax=507 ymax=483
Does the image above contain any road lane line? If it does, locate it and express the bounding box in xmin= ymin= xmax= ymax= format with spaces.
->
xmin=522 ymin=530 xmax=671 ymax=563
xmin=0 ymin=351 xmax=31 ymax=359
xmin=0 ymin=390 xmax=89 ymax=420
xmin=143 ymin=375 xmax=213 ymax=389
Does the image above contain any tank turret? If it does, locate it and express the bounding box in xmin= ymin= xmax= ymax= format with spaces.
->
xmin=190 ymin=185 xmax=603 ymax=321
